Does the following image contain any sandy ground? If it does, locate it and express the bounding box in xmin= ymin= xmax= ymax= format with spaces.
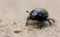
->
xmin=0 ymin=0 xmax=60 ymax=37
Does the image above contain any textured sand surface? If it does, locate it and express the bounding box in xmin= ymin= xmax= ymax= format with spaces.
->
xmin=0 ymin=0 xmax=60 ymax=37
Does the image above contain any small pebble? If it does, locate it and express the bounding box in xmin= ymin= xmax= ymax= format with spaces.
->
xmin=14 ymin=31 xmax=22 ymax=33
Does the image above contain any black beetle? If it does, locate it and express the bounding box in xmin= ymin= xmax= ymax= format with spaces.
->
xmin=26 ymin=8 xmax=55 ymax=29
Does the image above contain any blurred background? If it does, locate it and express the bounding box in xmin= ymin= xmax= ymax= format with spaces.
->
xmin=0 ymin=0 xmax=59 ymax=21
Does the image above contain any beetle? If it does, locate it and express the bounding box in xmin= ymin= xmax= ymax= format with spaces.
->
xmin=26 ymin=8 xmax=55 ymax=29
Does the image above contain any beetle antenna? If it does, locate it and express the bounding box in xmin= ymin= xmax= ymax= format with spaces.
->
xmin=26 ymin=11 xmax=30 ymax=13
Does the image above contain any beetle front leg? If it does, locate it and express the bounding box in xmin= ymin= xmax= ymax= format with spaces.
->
xmin=26 ymin=19 xmax=29 ymax=26
xmin=26 ymin=16 xmax=31 ymax=26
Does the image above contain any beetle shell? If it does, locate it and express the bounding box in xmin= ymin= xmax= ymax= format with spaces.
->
xmin=30 ymin=8 xmax=48 ymax=18
xmin=26 ymin=8 xmax=55 ymax=29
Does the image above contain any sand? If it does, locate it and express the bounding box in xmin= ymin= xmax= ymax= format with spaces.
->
xmin=0 ymin=0 xmax=60 ymax=37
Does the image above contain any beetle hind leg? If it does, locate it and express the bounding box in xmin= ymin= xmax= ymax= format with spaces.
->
xmin=47 ymin=18 xmax=55 ymax=25
xmin=47 ymin=19 xmax=52 ymax=25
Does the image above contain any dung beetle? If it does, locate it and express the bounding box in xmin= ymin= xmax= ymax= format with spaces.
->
xmin=26 ymin=8 xmax=55 ymax=29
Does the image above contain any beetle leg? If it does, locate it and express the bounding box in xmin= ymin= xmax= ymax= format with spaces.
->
xmin=48 ymin=18 xmax=55 ymax=23
xmin=47 ymin=18 xmax=55 ymax=25
xmin=47 ymin=19 xmax=52 ymax=25
xmin=26 ymin=16 xmax=31 ymax=26
xmin=26 ymin=18 xmax=29 ymax=26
